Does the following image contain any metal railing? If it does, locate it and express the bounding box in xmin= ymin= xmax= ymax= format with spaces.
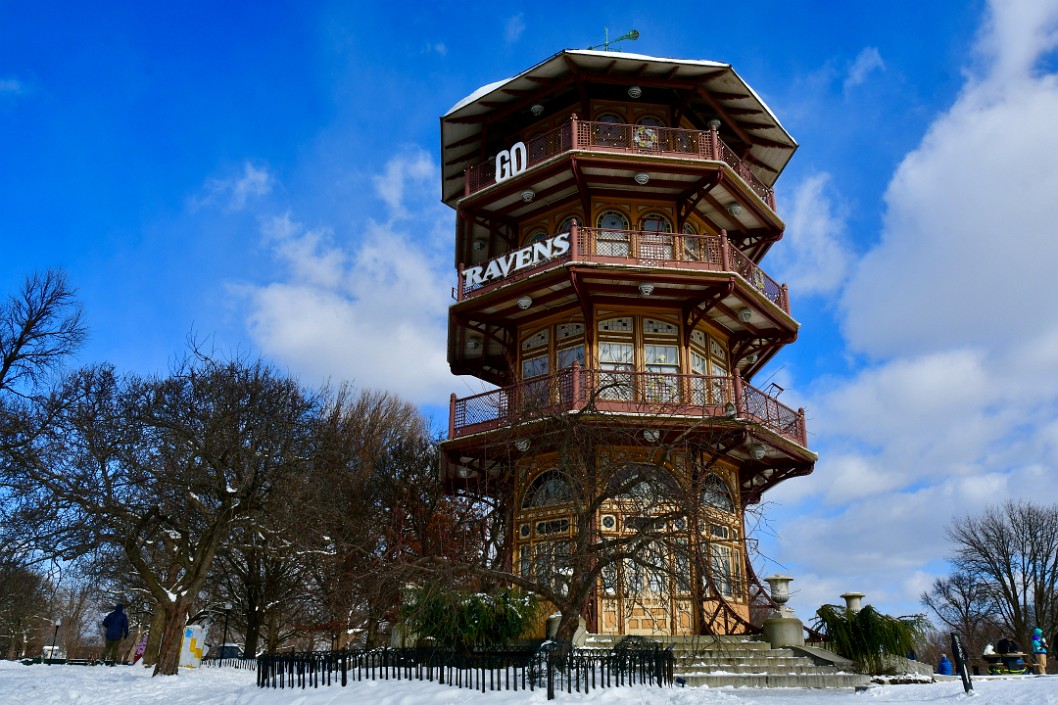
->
xmin=457 ymin=227 xmax=788 ymax=313
xmin=201 ymin=655 xmax=259 ymax=670
xmin=464 ymin=117 xmax=775 ymax=209
xmin=449 ymin=364 xmax=807 ymax=447
xmin=256 ymin=644 xmax=673 ymax=700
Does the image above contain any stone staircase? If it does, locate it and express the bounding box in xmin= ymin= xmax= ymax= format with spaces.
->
xmin=582 ymin=634 xmax=872 ymax=689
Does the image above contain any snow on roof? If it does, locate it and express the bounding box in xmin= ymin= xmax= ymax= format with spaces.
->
xmin=446 ymin=76 xmax=514 ymax=116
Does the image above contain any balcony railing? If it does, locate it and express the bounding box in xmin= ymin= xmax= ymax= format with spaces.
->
xmin=464 ymin=117 xmax=776 ymax=209
xmin=448 ymin=364 xmax=807 ymax=447
xmin=457 ymin=226 xmax=789 ymax=313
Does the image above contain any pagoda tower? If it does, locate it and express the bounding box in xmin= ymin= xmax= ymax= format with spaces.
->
xmin=439 ymin=50 xmax=815 ymax=637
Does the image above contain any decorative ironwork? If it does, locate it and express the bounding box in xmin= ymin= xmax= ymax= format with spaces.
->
xmin=257 ymin=645 xmax=673 ymax=700
xmin=449 ymin=366 xmax=806 ymax=447
xmin=463 ymin=119 xmax=775 ymax=208
xmin=457 ymin=226 xmax=788 ymax=313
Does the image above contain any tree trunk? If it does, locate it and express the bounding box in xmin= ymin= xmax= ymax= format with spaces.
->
xmin=153 ymin=597 xmax=190 ymax=676
xmin=243 ymin=605 xmax=261 ymax=657
xmin=554 ymin=609 xmax=581 ymax=644
xmin=142 ymin=606 xmax=167 ymax=667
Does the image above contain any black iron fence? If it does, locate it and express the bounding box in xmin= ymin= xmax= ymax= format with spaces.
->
xmin=256 ymin=644 xmax=674 ymax=700
xmin=200 ymin=655 xmax=259 ymax=670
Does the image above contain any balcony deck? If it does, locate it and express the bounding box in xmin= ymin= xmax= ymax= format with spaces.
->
xmin=448 ymin=365 xmax=807 ymax=448
xmin=457 ymin=226 xmax=788 ymax=314
xmin=464 ymin=118 xmax=776 ymax=210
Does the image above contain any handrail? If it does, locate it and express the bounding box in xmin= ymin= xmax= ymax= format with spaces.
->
xmin=450 ymin=365 xmax=807 ymax=447
xmin=457 ymin=226 xmax=788 ymax=313
xmin=463 ymin=117 xmax=775 ymax=208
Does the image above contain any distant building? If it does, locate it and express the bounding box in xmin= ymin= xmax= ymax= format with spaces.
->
xmin=439 ymin=50 xmax=814 ymax=636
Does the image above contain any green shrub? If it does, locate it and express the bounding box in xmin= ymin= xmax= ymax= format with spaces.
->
xmin=399 ymin=585 xmax=541 ymax=650
xmin=812 ymin=604 xmax=928 ymax=675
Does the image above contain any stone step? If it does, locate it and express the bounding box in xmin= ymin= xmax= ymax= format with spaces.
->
xmin=675 ymin=661 xmax=849 ymax=675
xmin=584 ymin=634 xmax=770 ymax=648
xmin=675 ymin=672 xmax=871 ymax=689
xmin=675 ymin=652 xmax=817 ymax=663
xmin=581 ymin=633 xmax=874 ymax=689
xmin=673 ymin=648 xmax=800 ymax=659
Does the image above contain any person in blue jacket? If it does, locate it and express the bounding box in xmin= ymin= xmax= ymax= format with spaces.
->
xmin=937 ymin=653 xmax=953 ymax=675
xmin=1032 ymin=627 xmax=1048 ymax=674
xmin=102 ymin=603 xmax=130 ymax=665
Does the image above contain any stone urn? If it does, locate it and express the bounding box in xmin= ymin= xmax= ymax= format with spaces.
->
xmin=762 ymin=574 xmax=803 ymax=648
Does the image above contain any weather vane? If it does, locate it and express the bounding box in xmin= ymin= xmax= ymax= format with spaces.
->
xmin=587 ymin=28 xmax=639 ymax=52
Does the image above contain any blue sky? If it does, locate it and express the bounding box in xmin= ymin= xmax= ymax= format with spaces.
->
xmin=5 ymin=0 xmax=1058 ymax=620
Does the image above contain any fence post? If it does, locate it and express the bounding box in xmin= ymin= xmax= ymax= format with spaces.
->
xmin=547 ymin=651 xmax=556 ymax=700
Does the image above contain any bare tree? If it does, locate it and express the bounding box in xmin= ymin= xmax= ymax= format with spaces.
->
xmin=0 ymin=269 xmax=85 ymax=396
xmin=0 ymin=547 xmax=52 ymax=658
xmin=2 ymin=354 xmax=319 ymax=675
xmin=291 ymin=388 xmax=467 ymax=650
xmin=921 ymin=570 xmax=999 ymax=657
xmin=947 ymin=501 xmax=1058 ymax=647
xmin=0 ymin=270 xmax=85 ymax=659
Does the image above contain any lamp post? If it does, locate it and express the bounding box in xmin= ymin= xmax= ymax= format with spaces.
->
xmin=48 ymin=618 xmax=61 ymax=664
xmin=221 ymin=602 xmax=232 ymax=658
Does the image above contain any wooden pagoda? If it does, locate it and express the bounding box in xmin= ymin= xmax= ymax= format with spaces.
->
xmin=438 ymin=50 xmax=815 ymax=637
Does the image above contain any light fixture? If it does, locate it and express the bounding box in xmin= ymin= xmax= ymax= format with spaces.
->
xmin=517 ymin=295 xmax=533 ymax=310
xmin=472 ymin=238 xmax=487 ymax=251
xmin=745 ymin=352 xmax=759 ymax=364
xmin=638 ymin=282 xmax=655 ymax=296
xmin=727 ymin=203 xmax=743 ymax=217
xmin=627 ymin=85 xmax=642 ymax=99
xmin=724 ymin=402 xmax=737 ymax=419
xmin=457 ymin=467 xmax=478 ymax=479
xmin=750 ymin=443 xmax=766 ymax=460
xmin=467 ymin=338 xmax=481 ymax=351
xmin=531 ymin=103 xmax=545 ymax=116
xmin=521 ymin=189 xmax=536 ymax=202
xmin=737 ymin=308 xmax=753 ymax=323
xmin=707 ymin=118 xmax=721 ymax=130
xmin=643 ymin=429 xmax=660 ymax=443
xmin=633 ymin=172 xmax=650 ymax=185
xmin=515 ymin=438 xmax=530 ymax=452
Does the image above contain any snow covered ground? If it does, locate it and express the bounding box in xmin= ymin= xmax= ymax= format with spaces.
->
xmin=3 ymin=659 xmax=1057 ymax=705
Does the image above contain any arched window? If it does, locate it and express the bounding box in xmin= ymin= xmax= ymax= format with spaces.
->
xmin=596 ymin=210 xmax=630 ymax=257
xmin=522 ymin=470 xmax=573 ymax=509
xmin=609 ymin=463 xmax=679 ymax=503
xmin=557 ymin=214 xmax=580 ymax=234
xmin=595 ymin=113 xmax=625 ymax=147
xmin=640 ymin=213 xmax=673 ymax=260
xmin=701 ymin=473 xmax=735 ymax=513
xmin=682 ymin=222 xmax=703 ymax=261
xmin=640 ymin=213 xmax=672 ymax=233
xmin=524 ymin=227 xmax=548 ymax=246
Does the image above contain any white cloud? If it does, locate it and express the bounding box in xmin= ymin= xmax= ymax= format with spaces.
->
xmin=236 ymin=150 xmax=458 ymax=406
xmin=192 ymin=162 xmax=274 ymax=212
xmin=842 ymin=5 xmax=1058 ymax=359
xmin=843 ymin=47 xmax=885 ymax=94
xmin=371 ymin=149 xmax=435 ymax=217
xmin=505 ymin=14 xmax=525 ymax=43
xmin=0 ymin=77 xmax=24 ymax=95
xmin=770 ymin=0 xmax=1058 ymax=617
xmin=769 ymin=173 xmax=852 ymax=297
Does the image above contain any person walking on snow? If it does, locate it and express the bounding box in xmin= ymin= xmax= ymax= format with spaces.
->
xmin=102 ymin=603 xmax=129 ymax=664
xmin=1032 ymin=627 xmax=1048 ymax=674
